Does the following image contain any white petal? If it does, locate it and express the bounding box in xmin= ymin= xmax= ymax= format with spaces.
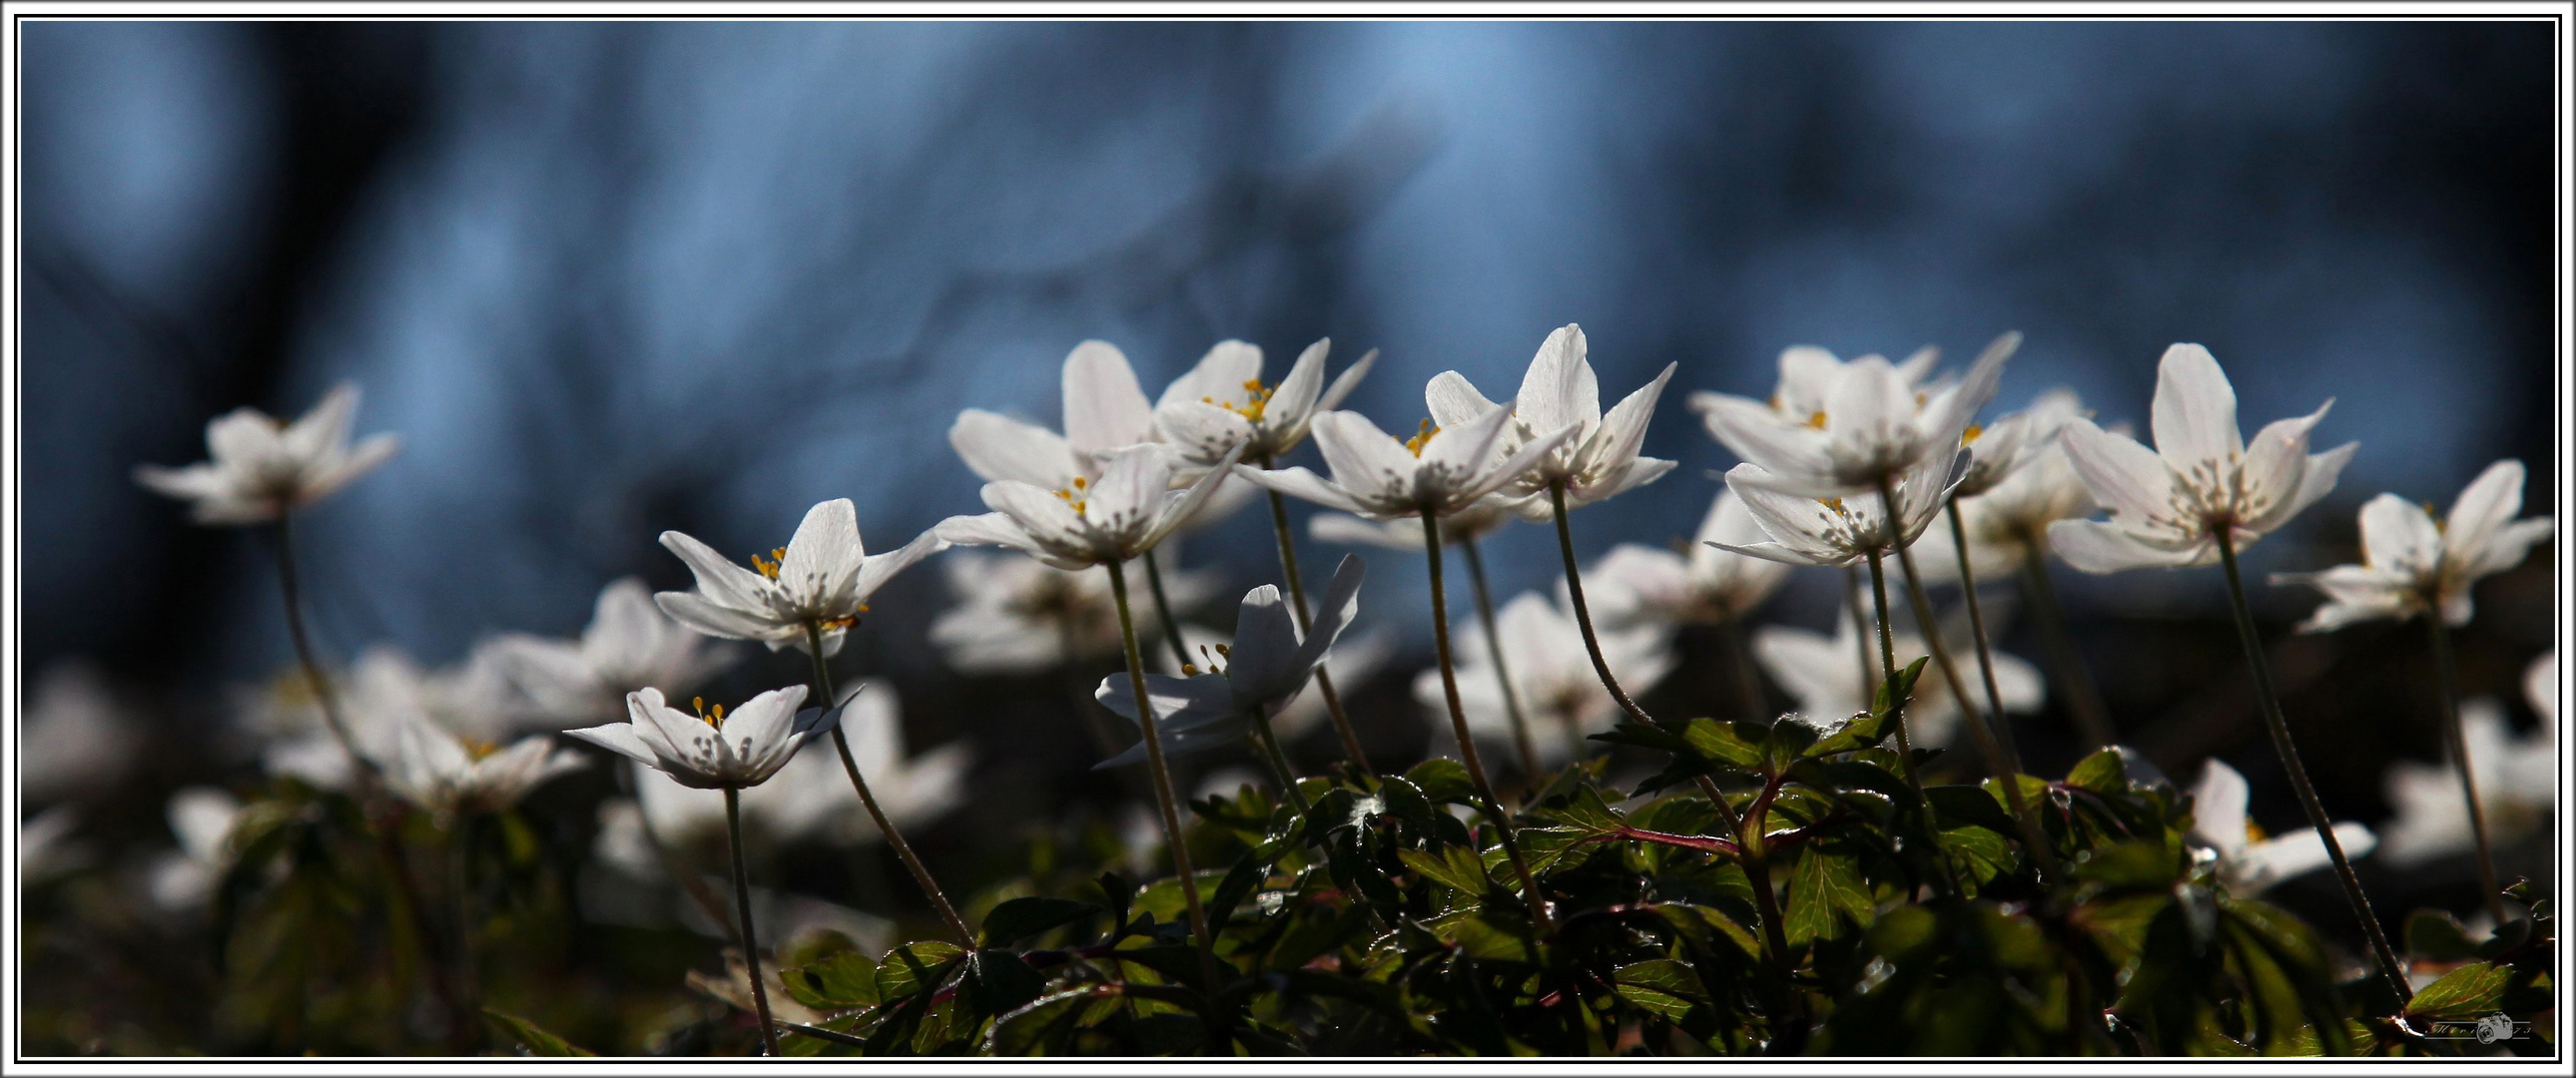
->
xmin=1156 ymin=399 xmax=1254 ymax=464
xmin=2356 ymin=493 xmax=2442 ymax=579
xmin=1312 ymin=411 xmax=1424 ymax=505
xmin=1237 ymin=464 xmax=1369 ymax=516
xmin=1424 ymin=370 xmax=1500 ymax=429
xmin=1697 ymin=393 xmax=1835 ymax=488
xmin=1061 ymin=340 xmax=1156 ymax=457
xmin=2055 ymin=418 xmax=2173 ymax=530
xmin=658 ymin=530 xmax=772 ymax=614
xmin=1226 ymin=585 xmax=1303 ymax=700
xmin=985 ymin=480 xmax=1092 ymax=550
xmin=1577 ymin=362 xmax=1674 ymax=485
xmin=2441 ymin=459 xmax=2525 ymax=566
xmin=2272 ymin=441 xmax=2358 ymax=531
xmin=283 ymin=382 xmax=361 ymax=461
xmin=1314 ymin=346 xmax=1376 ymax=413
xmin=1157 ymin=339 xmax=1263 ymax=412
xmin=1260 ymin=338 xmax=1328 ymax=429
xmin=2238 ymin=400 xmax=2333 ymax=534
xmin=2189 ymin=759 xmax=2251 ymax=857
xmin=1308 ymin=511 xmax=1419 ymax=550
xmin=779 ymin=498 xmax=863 ymax=608
xmin=2047 ymin=520 xmax=2208 ymax=574
xmin=853 ymin=525 xmax=949 ymax=604
xmin=2149 ymin=343 xmax=2243 ymax=469
xmin=564 ymin=721 xmax=666 ymax=770
xmin=655 ymin=591 xmax=787 ymax=643
xmin=1514 ymin=323 xmax=1597 ymax=433
xmin=950 ymin=409 xmax=1081 ymax=487
xmin=935 ymin=510 xmax=1039 ymax=551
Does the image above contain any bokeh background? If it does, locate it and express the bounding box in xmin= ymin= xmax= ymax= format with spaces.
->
xmin=16 ymin=19 xmax=2561 ymax=1048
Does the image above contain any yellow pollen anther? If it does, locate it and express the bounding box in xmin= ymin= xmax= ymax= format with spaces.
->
xmin=1404 ymin=418 xmax=1439 ymax=457
xmin=1071 ymin=476 xmax=1087 ymax=490
xmin=1805 ymin=410 xmax=1828 ymax=429
xmin=2245 ymin=818 xmax=2266 ymax=844
xmin=463 ymin=738 xmax=502 ymax=762
xmin=1182 ymin=663 xmax=1200 ymax=676
xmin=1817 ymin=496 xmax=1846 ymax=514
xmin=1963 ymin=423 xmax=1984 ymax=444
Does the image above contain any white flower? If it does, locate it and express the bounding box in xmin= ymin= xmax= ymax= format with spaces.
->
xmin=1691 ymin=343 xmax=1944 ymax=433
xmin=2270 ymin=460 xmax=2554 ymax=632
xmin=20 ymin=807 xmax=83 ymax=882
xmin=385 ymin=714 xmax=586 ymax=820
xmin=1309 ymin=495 xmax=1520 ymax=551
xmin=486 ymin=578 xmax=739 ymax=726
xmin=928 ymin=550 xmax=1211 ymax=675
xmin=22 ymin=662 xmax=142 ymax=804
xmin=134 ymin=382 xmax=399 ymax=524
xmin=938 ymin=443 xmax=1242 ymax=570
xmin=1422 ymin=324 xmax=1677 ymax=514
xmin=1955 ymin=387 xmax=2089 ymax=499
xmin=656 ymin=498 xmax=947 ymax=657
xmin=2528 ymin=651 xmax=2556 ymax=729
xmin=1692 ymin=333 xmax=2014 ymax=498
xmin=1230 ymin=403 xmax=1575 ymax=523
xmin=147 ymin=788 xmax=243 ymax=911
xmin=257 ymin=646 xmax=526 ymax=789
xmin=1714 ymin=449 xmax=1964 ymax=568
xmin=2189 ymin=759 xmax=2375 ymax=896
xmin=949 ymin=338 xmax=1258 ymax=528
xmin=2048 ymin=344 xmax=2356 ymax=573
xmin=1580 ymin=487 xmax=1790 ymax=633
xmin=2377 ymin=697 xmax=2555 ymax=867
xmin=1752 ymin=607 xmax=2042 ymax=748
xmin=1414 ymin=591 xmax=1672 ymax=768
xmin=1908 ymin=396 xmax=2108 ymax=585
xmin=565 ymin=686 xmax=829 ymax=790
xmin=622 ymin=682 xmax=968 ymax=845
xmin=1152 ymin=337 xmax=1377 ymax=467
xmin=1096 ymin=556 xmax=1366 ymax=767
xmin=1158 ymin=622 xmax=1390 ymax=743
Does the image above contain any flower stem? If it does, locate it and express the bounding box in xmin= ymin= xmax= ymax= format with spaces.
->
xmin=723 ymin=787 xmax=782 ymax=1057
xmin=1461 ymin=534 xmax=1542 ymax=779
xmin=1865 ymin=546 xmax=1960 ymax=897
xmin=1548 ymin=479 xmax=1653 ymax=735
xmin=2426 ymin=614 xmax=2509 ymax=927
xmin=1425 ymin=505 xmax=1556 ymax=935
xmin=273 ymin=517 xmax=467 ymax=1051
xmin=1106 ymin=560 xmax=1224 ymax=990
xmin=2016 ymin=534 xmax=2117 ymax=748
xmin=1141 ymin=547 xmax=1194 ymax=673
xmin=1944 ymin=498 xmax=2027 ymax=772
xmin=1256 ymin=456 xmax=1371 ymax=774
xmin=1248 ymin=705 xmax=1311 ymax=811
xmin=2214 ymin=529 xmax=2410 ymax=1006
xmin=450 ymin=821 xmax=482 ymax=1046
xmin=802 ymin=622 xmax=973 ymax=947
xmin=1843 ymin=565 xmax=1878 ymax=701
xmin=1715 ymin=608 xmax=1767 ymax=725
xmin=1892 ymin=502 xmax=2055 ymax=879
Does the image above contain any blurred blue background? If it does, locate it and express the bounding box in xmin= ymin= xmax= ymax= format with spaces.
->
xmin=22 ymin=21 xmax=2556 ymax=731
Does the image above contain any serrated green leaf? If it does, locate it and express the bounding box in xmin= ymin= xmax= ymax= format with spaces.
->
xmin=2065 ymin=748 xmax=2128 ymax=793
xmin=1398 ymin=845 xmax=1492 ymax=898
xmin=2405 ymin=908 xmax=2480 ymax=963
xmin=1785 ymin=846 xmax=1872 ymax=946
xmin=783 ymin=951 xmax=881 ymax=1009
xmin=1404 ymin=759 xmax=1478 ymax=805
xmin=979 ymin=895 xmax=1098 ymax=947
xmin=983 ymin=987 xmax=1103 ymax=1055
xmin=2407 ymin=961 xmax=2511 ymax=1021
xmin=877 ymin=940 xmax=967 ymax=1002
xmin=1681 ymin=718 xmax=1765 ymax=769
xmin=481 ymin=1008 xmax=596 ymax=1056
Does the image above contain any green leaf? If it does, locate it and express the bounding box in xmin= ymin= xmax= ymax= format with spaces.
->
xmin=1866 ymin=904 xmax=1939 ymax=959
xmin=963 ymin=949 xmax=1048 ymax=1017
xmin=1404 ymin=759 xmax=1479 ymax=805
xmin=1204 ymin=854 xmax=1271 ymax=927
xmin=481 ymin=1009 xmax=597 ymax=1056
xmin=1941 ymin=825 xmax=2015 ymax=891
xmin=2405 ymin=908 xmax=2480 ymax=963
xmin=877 ymin=940 xmax=967 ymax=1003
xmin=984 ymin=987 xmax=1102 ymax=1055
xmin=1925 ymin=785 xmax=2015 ymax=834
xmin=1683 ymin=719 xmax=1767 ymax=769
xmin=978 ymin=896 xmax=1099 ymax=947
xmin=1784 ymin=847 xmax=1873 ymax=946
xmin=783 ymin=951 xmax=881 ymax=1009
xmin=2065 ymin=748 xmax=2128 ymax=794
xmin=1612 ymin=959 xmax=1704 ymax=1021
xmin=2406 ymin=961 xmax=2512 ymax=1021
xmin=1871 ymin=657 xmax=1929 ymax=717
xmin=1803 ymin=707 xmax=1892 ymax=758
xmin=1399 ymin=845 xmax=1493 ymax=899
xmin=1436 ymin=909 xmax=1541 ymax=963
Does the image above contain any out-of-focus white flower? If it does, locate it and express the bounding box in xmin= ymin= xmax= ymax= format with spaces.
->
xmin=1414 ymin=592 xmax=1672 ymax=768
xmin=1752 ymin=607 xmax=2042 ymax=748
xmin=487 ymin=578 xmax=737 ymax=726
xmin=1158 ymin=621 xmax=1390 ymax=743
xmin=1909 ymin=401 xmax=2111 ymax=585
xmin=147 ymin=788 xmax=244 ymax=911
xmin=134 ymin=382 xmax=399 ymax=524
xmin=1715 ymin=450 xmax=1964 ymax=568
xmin=2528 ymin=651 xmax=2557 ymax=728
xmin=2049 ymin=344 xmax=2356 ymax=573
xmin=1954 ymin=388 xmax=2087 ymax=498
xmin=623 ymin=682 xmax=966 ymax=844
xmin=1581 ymin=488 xmax=1790 ymax=634
xmin=2377 ymin=696 xmax=2556 ymax=867
xmin=1096 ymin=556 xmax=1366 ymax=767
xmin=2189 ymin=760 xmax=2376 ymax=896
xmin=2271 ymin=460 xmax=2554 ymax=632
xmin=1153 ymin=338 xmax=1376 ymax=468
xmin=20 ymin=807 xmax=84 ymax=882
xmin=1693 ymin=334 xmax=2014 ymax=498
xmin=656 ymin=499 xmax=946 ymax=658
xmin=1423 ymin=324 xmax=1677 ymax=515
xmin=951 ymin=339 xmax=1261 ymax=530
xmin=566 ymin=687 xmax=829 ymax=791
xmin=385 ymin=713 xmax=586 ymax=821
xmin=1233 ymin=403 xmax=1574 ymax=523
xmin=1691 ymin=343 xmax=1944 ymax=440
xmin=257 ymin=645 xmax=526 ymax=789
xmin=22 ymin=662 xmax=142 ymax=804
xmin=929 ymin=551 xmax=1210 ymax=675
xmin=939 ymin=444 xmax=1242 ymax=570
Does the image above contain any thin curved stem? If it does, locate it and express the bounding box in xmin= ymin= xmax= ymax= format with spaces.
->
xmin=2017 ymin=535 xmax=2117 ymax=748
xmin=1866 ymin=546 xmax=1960 ymax=898
xmin=1256 ymin=457 xmax=1371 ymax=774
xmin=1462 ymin=535 xmax=1542 ymax=779
xmin=1425 ymin=505 xmax=1556 ymax=935
xmin=1944 ymin=498 xmax=2026 ymax=772
xmin=804 ymin=622 xmax=973 ymax=947
xmin=1548 ymin=480 xmax=1652 ymax=733
xmin=2214 ymin=529 xmax=2410 ymax=1006
xmin=1107 ymin=560 xmax=1223 ymax=989
xmin=724 ymin=788 xmax=782 ymax=1057
xmin=1843 ymin=565 xmax=1878 ymax=701
xmin=2426 ymin=615 xmax=2509 ymax=926
xmin=1247 ymin=705 xmax=1311 ymax=811
xmin=1140 ymin=548 xmax=1194 ymax=673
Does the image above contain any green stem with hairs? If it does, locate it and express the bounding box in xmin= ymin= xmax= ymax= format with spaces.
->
xmin=803 ymin=622 xmax=973 ymax=947
xmin=1107 ymin=560 xmax=1224 ymax=989
xmin=1462 ymin=534 xmax=1543 ymax=779
xmin=2426 ymin=613 xmax=2509 ymax=927
xmin=1865 ymin=546 xmax=1961 ymax=897
xmin=1944 ymin=498 xmax=2026 ymax=771
xmin=2214 ymin=529 xmax=2410 ymax=1006
xmin=1141 ymin=547 xmax=1194 ymax=673
xmin=724 ymin=788 xmax=783 ymax=1056
xmin=1256 ymin=453 xmax=1371 ymax=774
xmin=1424 ymin=505 xmax=1556 ymax=935
xmin=2017 ymin=533 xmax=2117 ymax=748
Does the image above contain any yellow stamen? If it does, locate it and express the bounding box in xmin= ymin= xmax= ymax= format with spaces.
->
xmin=1817 ymin=496 xmax=1846 ymax=514
xmin=750 ymin=548 xmax=787 ymax=580
xmin=1181 ymin=663 xmax=1200 ymax=676
xmin=462 ymin=738 xmax=502 ymax=762
xmin=1962 ymin=423 xmax=1984 ymax=444
xmin=1071 ymin=476 xmax=1087 ymax=490
xmin=1805 ymin=410 xmax=1828 ymax=429
xmin=2245 ymin=818 xmax=2266 ymax=844
xmin=1404 ymin=418 xmax=1439 ymax=457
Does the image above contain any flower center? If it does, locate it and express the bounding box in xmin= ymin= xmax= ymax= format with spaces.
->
xmin=2243 ymin=818 xmax=2266 ymax=845
xmin=1184 ymin=642 xmax=1232 ymax=678
xmin=1203 ymin=378 xmax=1276 ymax=424
xmin=1962 ymin=423 xmax=1983 ymax=445
xmin=1805 ymin=410 xmax=1829 ymax=430
xmin=462 ymin=738 xmax=503 ymax=762
xmin=748 ymin=547 xmax=787 ymax=580
xmin=1405 ymin=418 xmax=1439 ymax=457
xmin=691 ymin=696 xmax=728 ymax=730
xmin=1053 ymin=475 xmax=1089 ymax=515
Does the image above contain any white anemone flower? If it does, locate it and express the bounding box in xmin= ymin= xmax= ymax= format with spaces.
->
xmin=1422 ymin=324 xmax=1678 ymax=514
xmin=2048 ymin=344 xmax=2356 ymax=573
xmin=1692 ymin=333 xmax=2015 ymax=498
xmin=1954 ymin=388 xmax=2089 ymax=499
xmin=2529 ymin=651 xmax=2557 ymax=728
xmin=566 ymin=686 xmax=830 ymax=790
xmin=1414 ymin=591 xmax=1673 ymax=768
xmin=1230 ymin=403 xmax=1576 ymax=523
xmin=386 ymin=713 xmax=587 ymax=821
xmin=625 ymin=682 xmax=968 ymax=845
xmin=134 ymin=382 xmax=399 ymax=524
xmin=258 ymin=645 xmax=525 ymax=789
xmin=655 ymin=498 xmax=947 ymax=658
xmin=1580 ymin=487 xmax=1790 ymax=634
xmin=1160 ymin=622 xmax=1390 ymax=742
xmin=22 ymin=662 xmax=142 ymax=804
xmin=487 ymin=578 xmax=738 ymax=726
xmin=2270 ymin=460 xmax=2554 ymax=632
xmin=1690 ymin=343 xmax=1945 ymax=433
xmin=20 ymin=807 xmax=84 ymax=882
xmin=2377 ymin=696 xmax=2556 ymax=867
xmin=1714 ymin=448 xmax=1965 ymax=568
xmin=1153 ymin=337 xmax=1377 ymax=467
xmin=949 ymin=339 xmax=1257 ymax=527
xmin=1910 ymin=400 xmax=2111 ymax=585
xmin=928 ymin=551 xmax=1210 ymax=675
xmin=938 ymin=443 xmax=1243 ymax=570
xmin=2189 ymin=759 xmax=2376 ymax=896
xmin=147 ymin=788 xmax=244 ymax=911
xmin=1753 ymin=607 xmax=2042 ymax=748
xmin=1096 ymin=556 xmax=1366 ymax=767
